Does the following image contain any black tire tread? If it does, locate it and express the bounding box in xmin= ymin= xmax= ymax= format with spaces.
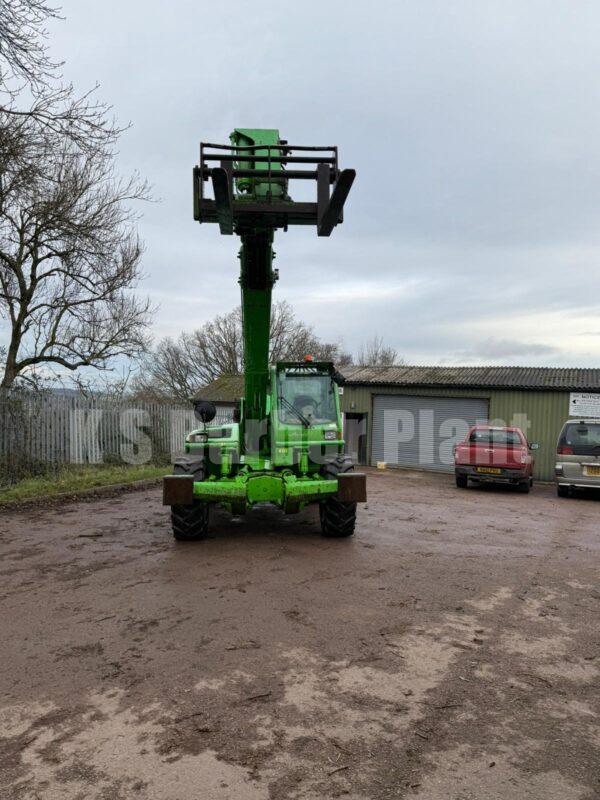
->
xmin=171 ymin=457 xmax=209 ymax=541
xmin=320 ymin=456 xmax=357 ymax=538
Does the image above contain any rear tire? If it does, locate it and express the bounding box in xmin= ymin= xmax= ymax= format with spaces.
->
xmin=320 ymin=456 xmax=357 ymax=538
xmin=455 ymin=473 xmax=468 ymax=489
xmin=557 ymin=484 xmax=570 ymax=498
xmin=517 ymin=480 xmax=530 ymax=493
xmin=171 ymin=457 xmax=209 ymax=541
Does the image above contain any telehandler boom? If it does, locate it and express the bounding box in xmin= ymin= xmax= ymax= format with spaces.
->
xmin=163 ymin=129 xmax=366 ymax=539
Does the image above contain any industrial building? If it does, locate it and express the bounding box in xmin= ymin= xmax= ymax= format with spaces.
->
xmin=339 ymin=366 xmax=600 ymax=481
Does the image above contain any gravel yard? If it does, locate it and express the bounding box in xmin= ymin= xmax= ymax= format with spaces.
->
xmin=1 ymin=467 xmax=599 ymax=799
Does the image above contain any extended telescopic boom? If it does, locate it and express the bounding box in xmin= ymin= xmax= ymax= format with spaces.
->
xmin=194 ymin=128 xmax=355 ymax=432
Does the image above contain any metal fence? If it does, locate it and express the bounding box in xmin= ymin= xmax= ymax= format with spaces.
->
xmin=0 ymin=392 xmax=232 ymax=484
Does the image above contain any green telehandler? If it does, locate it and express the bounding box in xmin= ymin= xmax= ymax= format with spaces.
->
xmin=162 ymin=129 xmax=366 ymax=539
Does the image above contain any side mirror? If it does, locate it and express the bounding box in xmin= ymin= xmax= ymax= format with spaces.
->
xmin=193 ymin=399 xmax=216 ymax=423
xmin=529 ymin=442 xmax=540 ymax=450
xmin=332 ymin=370 xmax=346 ymax=386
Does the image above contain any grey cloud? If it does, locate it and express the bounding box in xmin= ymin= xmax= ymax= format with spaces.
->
xmin=25 ymin=0 xmax=600 ymax=369
xmin=461 ymin=339 xmax=559 ymax=360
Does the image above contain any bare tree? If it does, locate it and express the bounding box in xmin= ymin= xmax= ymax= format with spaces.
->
xmin=356 ymin=335 xmax=400 ymax=367
xmin=1 ymin=2 xmax=125 ymax=158
xmin=135 ymin=301 xmax=351 ymax=402
xmin=69 ymin=363 xmax=137 ymax=400
xmin=269 ymin=300 xmax=350 ymax=364
xmin=0 ymin=113 xmax=152 ymax=390
xmin=0 ymin=0 xmax=60 ymax=87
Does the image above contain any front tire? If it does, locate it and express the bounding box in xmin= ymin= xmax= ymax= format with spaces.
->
xmin=320 ymin=456 xmax=357 ymax=538
xmin=557 ymin=484 xmax=570 ymax=498
xmin=171 ymin=457 xmax=209 ymax=541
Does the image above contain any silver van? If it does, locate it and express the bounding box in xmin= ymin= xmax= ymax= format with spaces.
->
xmin=555 ymin=419 xmax=600 ymax=496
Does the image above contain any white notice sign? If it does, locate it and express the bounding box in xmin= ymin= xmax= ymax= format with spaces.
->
xmin=569 ymin=392 xmax=600 ymax=418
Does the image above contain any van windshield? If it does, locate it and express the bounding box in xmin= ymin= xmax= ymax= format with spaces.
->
xmin=560 ymin=423 xmax=600 ymax=455
xmin=469 ymin=429 xmax=522 ymax=446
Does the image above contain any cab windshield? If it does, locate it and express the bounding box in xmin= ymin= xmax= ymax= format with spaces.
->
xmin=469 ymin=429 xmax=523 ymax=446
xmin=277 ymin=370 xmax=337 ymax=426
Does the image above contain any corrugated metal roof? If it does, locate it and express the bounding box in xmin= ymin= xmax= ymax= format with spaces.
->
xmin=195 ymin=374 xmax=244 ymax=402
xmin=342 ymin=365 xmax=600 ymax=391
xmin=197 ymin=366 xmax=600 ymax=401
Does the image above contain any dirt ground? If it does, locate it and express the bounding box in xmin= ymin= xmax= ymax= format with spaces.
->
xmin=1 ymin=467 xmax=599 ymax=800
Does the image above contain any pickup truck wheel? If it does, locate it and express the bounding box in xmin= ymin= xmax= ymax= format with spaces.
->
xmin=320 ymin=456 xmax=357 ymax=538
xmin=171 ymin=457 xmax=209 ymax=541
xmin=557 ymin=484 xmax=570 ymax=498
xmin=455 ymin=474 xmax=468 ymax=489
xmin=517 ymin=481 xmax=530 ymax=493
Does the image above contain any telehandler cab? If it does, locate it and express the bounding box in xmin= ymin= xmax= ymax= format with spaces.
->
xmin=163 ymin=129 xmax=366 ymax=539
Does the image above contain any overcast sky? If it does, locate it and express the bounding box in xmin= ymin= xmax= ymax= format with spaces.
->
xmin=47 ymin=0 xmax=600 ymax=367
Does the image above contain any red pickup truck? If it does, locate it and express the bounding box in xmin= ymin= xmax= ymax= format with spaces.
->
xmin=454 ymin=425 xmax=538 ymax=493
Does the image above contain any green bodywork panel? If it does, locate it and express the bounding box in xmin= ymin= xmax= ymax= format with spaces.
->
xmin=190 ymin=472 xmax=337 ymax=514
xmin=230 ymin=128 xmax=286 ymax=199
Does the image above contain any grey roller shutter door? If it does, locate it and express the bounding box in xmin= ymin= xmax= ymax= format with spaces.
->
xmin=372 ymin=395 xmax=489 ymax=472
